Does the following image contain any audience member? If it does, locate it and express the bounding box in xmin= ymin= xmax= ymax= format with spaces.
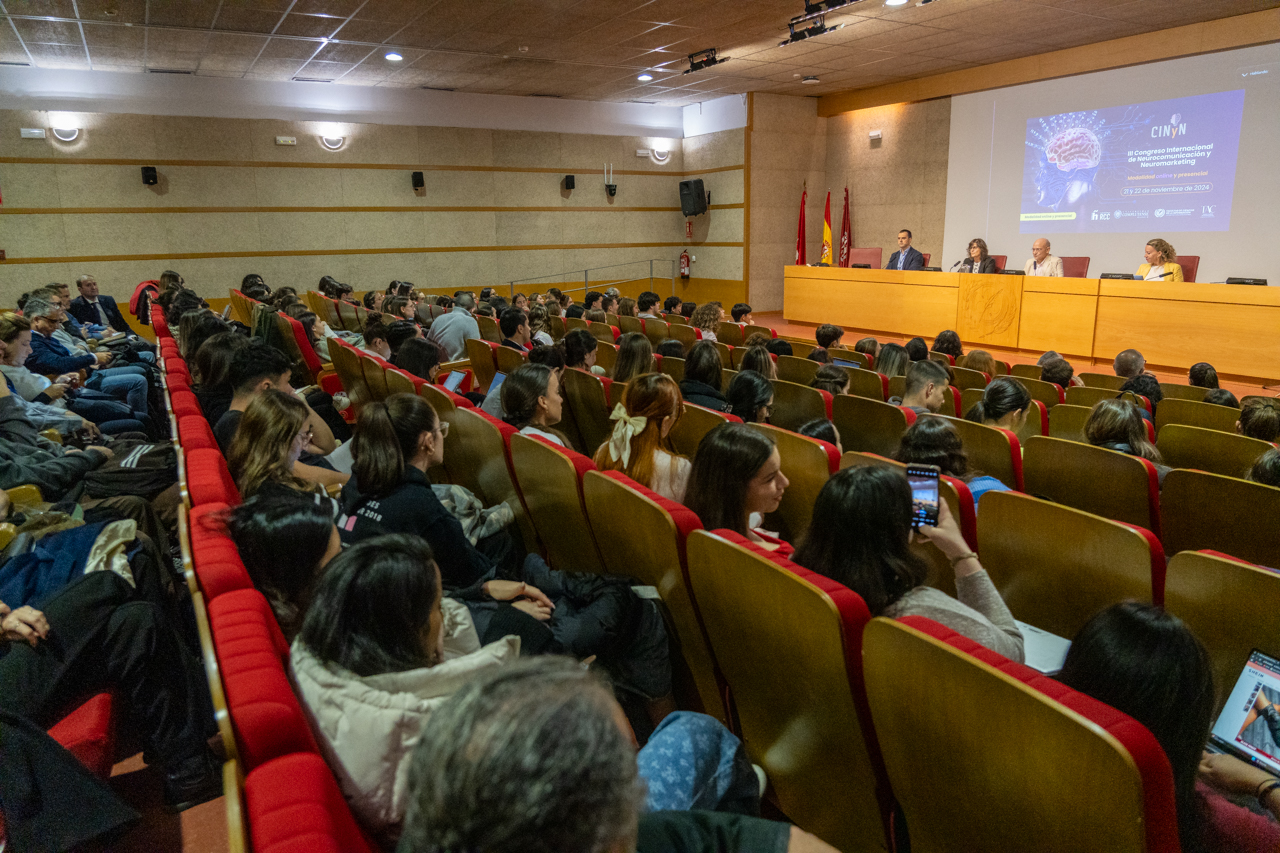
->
xmin=193 ymin=331 xmax=249 ymax=424
xmin=1058 ymin=603 xmax=1280 ymax=852
xmin=807 ymin=347 xmax=830 ymax=364
xmin=69 ymin=274 xmax=136 ymax=335
xmin=739 ymin=345 xmax=776 ymax=380
xmin=793 ymin=465 xmax=1023 ymax=661
xmin=1036 ymin=350 xmax=1062 ymax=366
xmin=228 ymin=389 xmax=345 ymax=499
xmin=359 ymin=318 xmax=393 ymax=360
xmin=1238 ymin=399 xmax=1280 ymax=442
xmin=904 ymin=337 xmax=929 ymax=362
xmin=584 ymin=291 xmax=604 ymax=311
xmin=384 ymin=318 xmax=421 ymax=359
xmin=526 ymin=304 xmax=554 ymax=346
xmin=502 ymin=363 xmax=570 ymax=447
xmin=563 ymin=328 xmax=605 ymax=376
xmin=1040 ymin=356 xmax=1077 ymax=388
xmin=616 ymin=297 xmax=637 ymax=318
xmin=816 ymin=324 xmax=844 ymax=350
xmin=363 ymin=291 xmax=385 ymax=312
xmin=1113 ymin=348 xmax=1145 ymax=378
xmin=810 ymin=364 xmax=849 ymax=396
xmin=399 ymin=658 xmax=835 ymax=853
xmin=876 ymin=343 xmax=910 ymax=379
xmin=637 ymin=291 xmax=662 ymax=319
xmin=1189 ymin=362 xmax=1219 ymax=389
xmin=896 ymin=416 xmax=1013 ymax=506
xmin=895 ymin=359 xmax=950 ymax=415
xmin=1119 ymin=373 xmax=1163 ymax=419
xmin=600 ymin=293 xmax=618 ymax=315
xmin=655 ymin=339 xmax=684 ymax=359
xmin=679 ymin=341 xmax=728 ymax=412
xmin=1247 ymin=448 xmax=1280 ymax=487
xmin=690 ymin=302 xmax=724 ymax=342
xmin=566 ymin=304 xmax=586 ymax=319
xmin=225 ymin=491 xmax=341 ymax=641
xmin=731 ymin=302 xmax=754 ymax=324
xmin=585 ymin=308 xmax=608 ymax=324
xmin=797 ymin=417 xmax=841 ymax=454
xmin=426 ymin=291 xmax=481 ymax=361
xmin=681 ymin=301 xmax=697 ymax=319
xmin=684 ymin=423 xmax=789 ymax=550
xmin=726 ymin=370 xmax=773 ymax=424
xmin=1084 ymin=399 xmax=1170 ymax=486
xmin=743 ymin=332 xmax=772 ymax=350
xmin=499 ymin=308 xmax=532 ymax=352
xmin=394 ymin=338 xmax=442 ymax=383
xmin=663 ymin=295 xmax=683 ymax=314
xmin=593 ymin=373 xmax=691 ymax=503
xmin=854 ymin=337 xmax=879 ymax=359
xmin=1203 ymin=388 xmax=1239 ymax=408
xmin=964 ymin=377 xmax=1032 ymax=432
xmin=962 ymin=350 xmax=996 ymax=377
xmin=765 ymin=338 xmax=793 ymax=358
xmin=474 ymin=303 xmax=496 ymax=319
xmin=612 ymin=333 xmax=655 ymax=384
xmin=933 ymin=330 xmax=963 ymax=360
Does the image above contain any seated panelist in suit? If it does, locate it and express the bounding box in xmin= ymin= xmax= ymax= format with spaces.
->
xmin=1134 ymin=238 xmax=1184 ymax=282
xmin=885 ymin=229 xmax=925 ymax=271
xmin=69 ymin=275 xmax=133 ymax=335
xmin=956 ymin=238 xmax=999 ymax=274
xmin=1023 ymin=238 xmax=1063 ymax=276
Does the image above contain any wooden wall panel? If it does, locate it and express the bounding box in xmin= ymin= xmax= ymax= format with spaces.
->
xmin=784 ymin=266 xmax=958 ymax=338
xmin=957 ymin=273 xmax=1022 ymax=349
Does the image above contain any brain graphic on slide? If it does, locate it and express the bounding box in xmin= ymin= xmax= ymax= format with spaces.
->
xmin=1044 ymin=127 xmax=1101 ymax=172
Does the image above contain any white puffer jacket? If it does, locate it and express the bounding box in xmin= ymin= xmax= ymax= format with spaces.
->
xmin=290 ymin=599 xmax=520 ymax=844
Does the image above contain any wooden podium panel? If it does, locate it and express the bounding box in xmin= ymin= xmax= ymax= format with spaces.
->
xmin=957 ymin=274 xmax=1022 ymax=348
xmin=784 ymin=266 xmax=958 ymax=338
xmin=1095 ymin=282 xmax=1280 ymax=378
xmin=1019 ymin=277 xmax=1100 ymax=358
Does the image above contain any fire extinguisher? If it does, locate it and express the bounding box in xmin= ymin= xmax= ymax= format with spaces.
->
xmin=679 ymin=250 xmax=691 ymax=281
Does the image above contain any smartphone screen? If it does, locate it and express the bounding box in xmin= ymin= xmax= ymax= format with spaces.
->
xmin=906 ymin=465 xmax=941 ymax=528
xmin=442 ymin=371 xmax=465 ymax=392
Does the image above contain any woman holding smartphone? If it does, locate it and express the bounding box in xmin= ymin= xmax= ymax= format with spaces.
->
xmin=792 ymin=465 xmax=1024 ymax=661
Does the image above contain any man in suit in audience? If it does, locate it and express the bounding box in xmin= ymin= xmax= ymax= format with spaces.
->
xmin=69 ymin=275 xmax=133 ymax=334
xmin=885 ymin=230 xmax=925 ymax=271
xmin=1023 ymin=239 xmax=1063 ymax=277
xmin=426 ymin=290 xmax=482 ymax=361
xmin=499 ymin=308 xmax=532 ymax=352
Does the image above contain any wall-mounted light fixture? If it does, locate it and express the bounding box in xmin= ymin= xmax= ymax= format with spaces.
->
xmin=320 ymin=136 xmax=344 ymax=149
xmin=51 ymin=127 xmax=79 ymax=142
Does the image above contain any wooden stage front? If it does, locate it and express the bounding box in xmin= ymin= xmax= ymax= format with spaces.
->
xmin=782 ymin=266 xmax=1280 ymax=384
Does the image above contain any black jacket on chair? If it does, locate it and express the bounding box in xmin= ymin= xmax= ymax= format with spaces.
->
xmin=885 ymin=247 xmax=925 ymax=271
xmin=69 ymin=295 xmax=131 ymax=334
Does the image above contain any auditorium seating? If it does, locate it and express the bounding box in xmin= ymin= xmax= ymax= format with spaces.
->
xmin=560 ymin=367 xmax=614 ymax=455
xmin=749 ymin=423 xmax=839 ymax=543
xmin=686 ymin=530 xmax=895 ymax=852
xmin=493 ymin=343 xmax=526 ymax=375
xmin=360 ymin=352 xmax=391 ymax=402
xmin=1161 ymin=469 xmax=1280 ymax=569
xmin=830 ymin=350 xmax=870 ymax=368
xmin=991 ymin=254 xmax=1007 ymax=271
xmin=844 ymin=366 xmax=889 ymax=401
xmin=582 ymin=471 xmax=727 ymax=723
xmin=1156 ymin=424 xmax=1273 ymax=479
xmin=475 ymin=314 xmax=501 ymax=344
xmin=1179 ymin=255 xmax=1200 ymax=283
xmin=832 ymin=394 xmax=916 ymax=458
xmin=442 ymin=407 xmax=540 ymax=555
xmin=977 ymin=491 xmax=1166 ymax=639
xmin=1017 ymin=376 xmax=1066 ymax=408
xmin=846 ymin=247 xmax=883 ymax=268
xmin=586 ymin=321 xmax=621 ymax=345
xmin=594 ymin=341 xmax=617 ymax=376
xmin=1048 ymin=403 xmax=1092 ymax=443
xmin=949 ymin=366 xmax=989 ymax=391
xmin=1078 ymin=372 xmax=1125 ymax=390
xmin=1022 ymin=436 xmax=1161 ymax=535
xmin=1060 ymin=256 xmax=1090 ymax=278
xmin=1064 ymin=385 xmax=1115 ymax=408
xmin=1010 ymin=363 xmax=1040 ymax=380
xmin=328 ymin=339 xmax=370 ymax=413
xmin=508 ymin=433 xmax=605 ymax=574
xmin=667 ymin=322 xmax=698 ymax=351
xmin=242 ymin=753 xmax=378 ymax=853
xmin=1155 ymin=398 xmax=1242 ymax=434
xmin=1158 ymin=382 xmax=1211 ymax=402
xmin=716 ymin=321 xmax=744 ymax=347
xmin=1163 ymin=550 xmax=1280 ymax=710
xmin=863 ymin=616 xmax=1179 ymax=853
xmin=464 ymin=338 xmax=498 ymax=392
xmin=776 ymin=354 xmax=819 ymax=385
xmin=768 ymin=380 xmax=833 ymax=432
xmin=939 ymin=416 xmax=1024 ymax=490
xmin=670 ymin=403 xmax=740 ymax=458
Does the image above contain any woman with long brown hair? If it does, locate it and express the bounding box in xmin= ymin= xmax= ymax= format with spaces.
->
xmin=227 ymin=388 xmax=336 ymax=500
xmin=1084 ymin=398 xmax=1171 ymax=486
xmin=593 ymin=374 xmax=690 ymax=503
xmin=611 ymin=332 xmax=654 ymax=385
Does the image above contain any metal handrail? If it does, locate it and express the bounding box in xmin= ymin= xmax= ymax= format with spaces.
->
xmin=509 ymin=259 xmax=677 ymax=298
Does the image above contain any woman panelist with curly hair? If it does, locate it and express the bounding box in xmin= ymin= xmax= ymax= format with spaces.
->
xmin=1136 ymin=238 xmax=1183 ymax=282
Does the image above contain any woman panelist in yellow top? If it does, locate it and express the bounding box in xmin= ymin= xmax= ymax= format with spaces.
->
xmin=1135 ymin=238 xmax=1183 ymax=282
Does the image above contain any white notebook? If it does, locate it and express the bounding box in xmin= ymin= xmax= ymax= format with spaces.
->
xmin=1015 ymin=621 xmax=1072 ymax=675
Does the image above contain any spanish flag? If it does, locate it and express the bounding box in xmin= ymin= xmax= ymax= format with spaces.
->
xmin=820 ymin=191 xmax=833 ymax=265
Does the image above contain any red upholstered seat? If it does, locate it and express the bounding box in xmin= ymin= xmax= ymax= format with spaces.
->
xmin=894 ymin=615 xmax=1180 ymax=853
xmin=1179 ymin=255 xmax=1200 ymax=283
xmin=1061 ymin=256 xmax=1090 ymax=278
xmin=991 ymin=254 xmax=1007 ymax=271
xmin=189 ymin=502 xmax=253 ymax=598
xmin=209 ymin=589 xmax=320 ymax=771
xmin=1029 ymin=399 xmax=1049 ymax=436
xmin=178 ymin=414 xmax=217 ymax=452
xmin=245 ymin=752 xmax=377 ymax=853
xmin=47 ymin=692 xmax=118 ymax=779
xmin=185 ymin=447 xmax=241 ymax=507
xmin=170 ymin=387 xmax=203 ymax=420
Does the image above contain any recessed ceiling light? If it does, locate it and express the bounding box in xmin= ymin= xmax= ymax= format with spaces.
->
xmin=886 ymin=0 xmax=908 ymax=5
xmin=637 ymin=73 xmax=654 ymax=81
xmin=385 ymin=52 xmax=402 ymax=61
xmin=801 ymin=75 xmax=820 ymax=84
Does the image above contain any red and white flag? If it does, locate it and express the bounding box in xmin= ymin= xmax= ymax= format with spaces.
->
xmin=794 ymin=187 xmax=807 ymax=265
xmin=838 ymin=187 xmax=852 ymax=267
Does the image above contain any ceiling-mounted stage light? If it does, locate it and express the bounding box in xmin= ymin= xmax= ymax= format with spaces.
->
xmin=683 ymin=47 xmax=729 ymax=75
xmin=804 ymin=0 xmax=863 ymax=12
xmin=779 ymin=6 xmax=846 ymax=46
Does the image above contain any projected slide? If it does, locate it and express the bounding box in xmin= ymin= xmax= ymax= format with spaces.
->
xmin=1019 ymin=89 xmax=1245 ymax=234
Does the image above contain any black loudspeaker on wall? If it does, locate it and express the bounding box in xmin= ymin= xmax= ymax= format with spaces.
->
xmin=679 ymin=179 xmax=708 ymax=216
xmin=411 ymin=171 xmax=425 ymax=190
xmin=141 ymin=166 xmax=158 ymax=185
xmin=564 ymin=175 xmax=575 ymax=190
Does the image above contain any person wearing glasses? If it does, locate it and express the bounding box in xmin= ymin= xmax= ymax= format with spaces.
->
xmin=956 ymin=238 xmax=999 ymax=274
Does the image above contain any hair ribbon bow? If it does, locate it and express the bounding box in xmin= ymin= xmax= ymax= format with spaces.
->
xmin=606 ymin=403 xmax=647 ymax=467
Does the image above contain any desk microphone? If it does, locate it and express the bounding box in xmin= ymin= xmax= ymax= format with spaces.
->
xmin=1159 ymin=271 xmax=1175 ymax=278
xmin=949 ymin=259 xmax=964 ymax=272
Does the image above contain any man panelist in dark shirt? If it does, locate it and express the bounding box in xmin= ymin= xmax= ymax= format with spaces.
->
xmin=885 ymin=229 xmax=925 ymax=271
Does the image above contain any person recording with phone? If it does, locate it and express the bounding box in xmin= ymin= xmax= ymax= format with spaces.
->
xmin=1135 ymin=238 xmax=1184 ymax=282
xmin=791 ymin=465 xmax=1024 ymax=661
